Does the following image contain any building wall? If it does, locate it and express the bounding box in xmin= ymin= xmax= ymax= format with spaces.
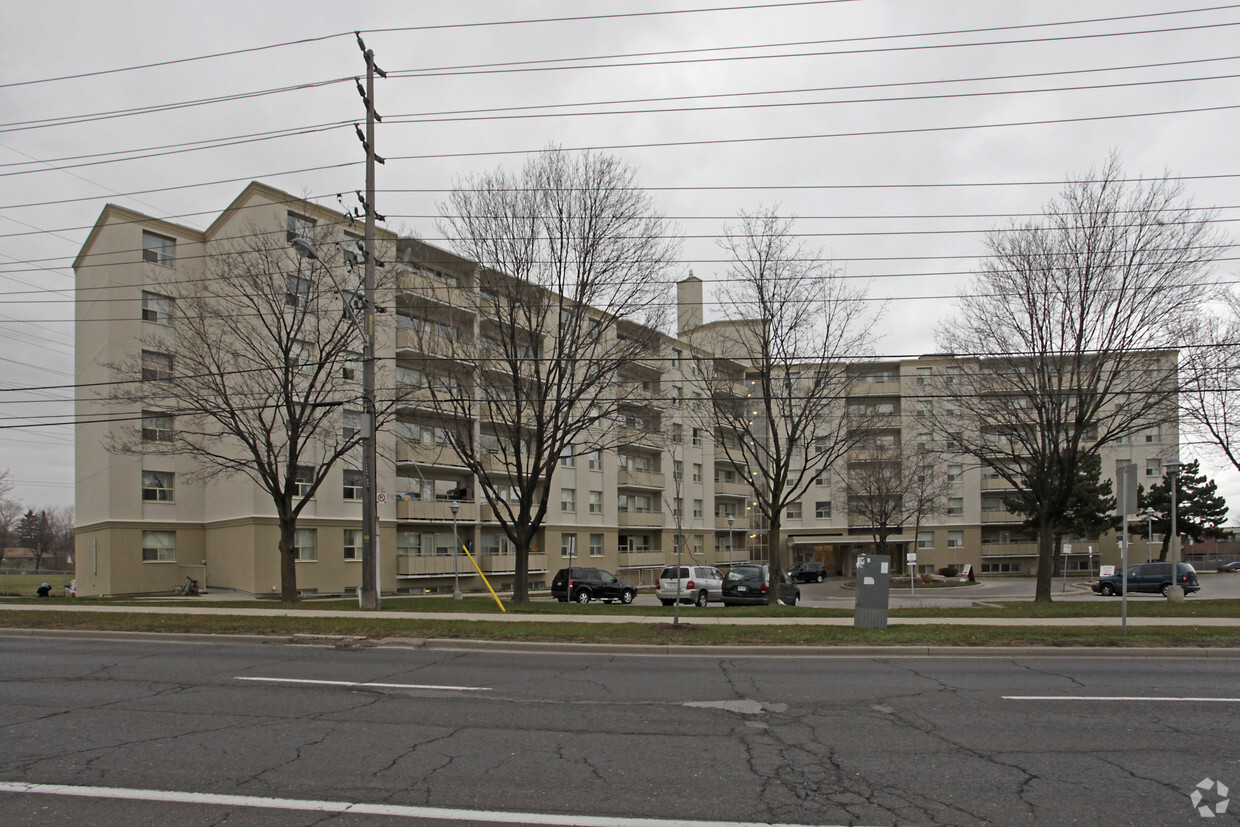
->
xmin=74 ymin=183 xmax=1179 ymax=596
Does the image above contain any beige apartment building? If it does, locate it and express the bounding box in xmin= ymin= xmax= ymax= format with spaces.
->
xmin=73 ymin=183 xmax=1176 ymax=597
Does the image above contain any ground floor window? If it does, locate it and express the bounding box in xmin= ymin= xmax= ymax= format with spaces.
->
xmin=981 ymin=562 xmax=1021 ymax=573
xmin=293 ymin=529 xmax=317 ymax=561
xmin=343 ymin=529 xmax=362 ymax=560
xmin=141 ymin=530 xmax=175 ymax=562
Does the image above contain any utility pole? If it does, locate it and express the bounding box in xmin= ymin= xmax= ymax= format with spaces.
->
xmin=357 ymin=32 xmax=386 ymax=610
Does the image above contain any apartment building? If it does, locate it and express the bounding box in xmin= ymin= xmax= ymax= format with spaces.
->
xmin=74 ymin=184 xmax=1176 ymax=596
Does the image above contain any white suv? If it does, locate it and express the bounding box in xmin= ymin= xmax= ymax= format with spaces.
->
xmin=656 ymin=565 xmax=724 ymax=607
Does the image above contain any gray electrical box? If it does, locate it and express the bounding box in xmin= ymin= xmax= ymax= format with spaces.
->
xmin=854 ymin=554 xmax=891 ymax=629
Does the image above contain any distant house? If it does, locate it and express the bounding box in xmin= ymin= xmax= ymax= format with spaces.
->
xmin=1 ymin=548 xmax=38 ymax=570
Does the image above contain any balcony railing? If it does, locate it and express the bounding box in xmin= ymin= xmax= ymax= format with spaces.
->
xmin=396 ymin=442 xmax=463 ymax=466
xmin=396 ymin=269 xmax=473 ymax=310
xmin=979 ymin=542 xmax=1039 ymax=558
xmin=617 ymin=511 xmax=665 ymax=527
xmin=395 ymin=500 xmax=477 ymax=522
xmin=617 ymin=469 xmax=665 ymax=489
xmin=714 ymin=481 xmax=750 ymax=498
xmin=619 ymin=550 xmax=666 ymax=568
xmin=715 ymin=516 xmax=749 ymax=531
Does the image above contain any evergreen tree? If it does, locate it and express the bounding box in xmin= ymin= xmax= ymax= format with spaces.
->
xmin=1138 ymin=459 xmax=1229 ymax=561
xmin=16 ymin=509 xmax=54 ymax=570
xmin=1007 ymin=452 xmax=1121 ymax=574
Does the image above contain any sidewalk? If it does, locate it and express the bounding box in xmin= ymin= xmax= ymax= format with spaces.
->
xmin=2 ymin=602 xmax=1238 ymax=627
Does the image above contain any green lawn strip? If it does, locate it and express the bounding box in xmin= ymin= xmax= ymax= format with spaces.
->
xmin=1 ymin=610 xmax=1238 ymax=647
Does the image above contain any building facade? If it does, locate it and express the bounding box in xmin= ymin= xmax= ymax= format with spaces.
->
xmin=74 ymin=184 xmax=1177 ymax=596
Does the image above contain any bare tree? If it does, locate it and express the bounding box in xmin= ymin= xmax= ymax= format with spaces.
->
xmin=0 ymin=469 xmax=18 ymax=567
xmin=692 ymin=208 xmax=878 ymax=603
xmin=106 ymin=222 xmax=395 ymax=603
xmin=424 ymin=148 xmax=680 ymax=602
xmin=1180 ymin=290 xmax=1240 ymax=474
xmin=932 ymin=155 xmax=1227 ymax=602
xmin=842 ymin=435 xmax=950 ymax=566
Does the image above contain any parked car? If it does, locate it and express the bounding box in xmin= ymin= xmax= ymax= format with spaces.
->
xmin=551 ymin=567 xmax=637 ymax=604
xmin=721 ymin=564 xmax=800 ymax=606
xmin=788 ymin=561 xmax=828 ymax=583
xmin=656 ymin=565 xmax=724 ymax=607
xmin=1091 ymin=562 xmax=1200 ymax=596
xmin=1219 ymin=562 xmax=1240 ymax=573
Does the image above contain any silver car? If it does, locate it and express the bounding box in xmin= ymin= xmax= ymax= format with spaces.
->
xmin=656 ymin=565 xmax=724 ymax=607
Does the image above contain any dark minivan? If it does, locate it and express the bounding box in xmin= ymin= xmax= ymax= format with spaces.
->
xmin=1092 ymin=562 xmax=1200 ymax=596
xmin=551 ymin=567 xmax=637 ymax=604
xmin=721 ymin=564 xmax=800 ymax=606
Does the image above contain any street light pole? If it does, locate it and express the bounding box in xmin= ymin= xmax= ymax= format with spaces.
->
xmin=1144 ymin=506 xmax=1157 ymax=563
xmin=450 ymin=500 xmax=461 ymax=600
xmin=1165 ymin=461 xmax=1184 ymax=602
xmin=727 ymin=513 xmax=735 ymax=564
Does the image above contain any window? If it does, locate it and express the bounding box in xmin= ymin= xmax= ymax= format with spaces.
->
xmin=287 ymin=211 xmax=315 ymax=243
xmin=141 ymin=530 xmax=175 ymax=561
xmin=588 ymin=450 xmax=602 ymax=470
xmin=293 ymin=529 xmax=317 ymax=561
xmin=673 ymin=497 xmax=683 ymax=518
xmin=559 ymin=445 xmax=575 ymax=467
xmin=589 ymin=534 xmax=604 ymax=557
xmin=815 ymin=501 xmax=832 ymax=519
xmin=141 ymin=471 xmax=174 ymax=502
xmin=672 ymin=385 xmax=682 ymax=404
xmin=693 ymin=499 xmax=703 ymax=518
xmin=947 ymin=464 xmax=962 ymax=483
xmin=633 ymin=494 xmax=653 ymax=513
xmin=673 ymin=461 xmax=683 ymax=480
xmin=947 ymin=530 xmax=964 ymax=549
xmin=815 ymin=475 xmax=828 ymax=487
xmin=947 ymin=497 xmax=963 ymax=516
xmin=786 ymin=502 xmax=802 ymax=520
xmin=671 ymin=349 xmax=681 ymax=370
xmin=141 ymin=231 xmax=175 ymax=266
xmin=288 ymin=340 xmax=314 ymax=372
xmin=141 ymin=291 xmax=173 ymax=324
xmin=716 ymin=501 xmax=738 ymax=518
xmin=915 ymin=367 xmax=931 ymax=385
xmin=693 ymin=536 xmax=704 ymax=557
xmin=671 ymin=423 xmax=683 ymax=443
xmin=692 ymin=463 xmax=702 ymax=483
xmin=589 ymin=490 xmax=603 ymax=514
xmin=343 ymin=529 xmax=362 ymax=560
xmin=560 ymin=533 xmax=576 ymax=558
xmin=343 ymin=469 xmax=364 ymax=501
xmin=396 ymin=529 xmax=420 ymax=557
xmin=1146 ymin=458 xmax=1161 ymax=477
xmin=560 ymin=488 xmax=576 ymax=512
xmin=141 ymin=350 xmax=172 ymax=381
xmin=814 ymin=436 xmax=830 ymax=454
xmin=691 ymin=428 xmax=702 ymax=447
xmin=982 ymin=562 xmax=1021 ymax=573
xmin=343 ymin=410 xmax=361 ymax=441
xmin=342 ymin=352 xmax=362 ymax=382
xmin=295 ymin=466 xmax=316 ymax=498
xmin=141 ymin=411 xmax=173 ymax=443
xmin=917 ymin=531 xmax=934 ymax=549
xmin=285 ymin=274 xmax=311 ymax=309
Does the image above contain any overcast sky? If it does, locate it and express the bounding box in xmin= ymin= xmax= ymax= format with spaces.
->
xmin=1 ymin=0 xmax=1237 ymax=516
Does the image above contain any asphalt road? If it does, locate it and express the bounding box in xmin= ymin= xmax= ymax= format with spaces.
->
xmin=1 ymin=635 xmax=1237 ymax=826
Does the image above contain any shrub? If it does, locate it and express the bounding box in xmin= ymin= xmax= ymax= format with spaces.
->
xmin=939 ymin=566 xmax=958 ymax=578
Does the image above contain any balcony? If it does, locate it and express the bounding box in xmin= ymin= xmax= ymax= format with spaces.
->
xmin=619 ymin=550 xmax=666 ymax=568
xmin=618 ymin=510 xmax=665 ymax=528
xmin=617 ymin=469 xmax=665 ymax=490
xmin=396 ymin=442 xmax=464 ymax=467
xmin=396 ymin=500 xmax=477 ymax=522
xmin=981 ymin=507 xmax=1020 ymax=523
xmin=714 ymin=481 xmax=750 ymax=498
xmin=476 ymin=552 xmax=548 ymax=574
xmin=715 ymin=516 xmax=750 ymax=531
xmin=981 ymin=476 xmax=1020 ymax=491
xmin=396 ymin=269 xmax=473 ymax=310
xmin=979 ymin=541 xmax=1039 ymax=558
xmin=394 ymin=555 xmax=456 ymax=577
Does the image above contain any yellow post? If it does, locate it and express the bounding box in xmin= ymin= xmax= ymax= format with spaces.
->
xmin=458 ymin=543 xmax=507 ymax=613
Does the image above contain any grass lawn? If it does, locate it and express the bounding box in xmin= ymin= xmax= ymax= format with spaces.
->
xmin=0 ymin=608 xmax=1236 ymax=647
xmin=0 ymin=571 xmax=75 ymax=598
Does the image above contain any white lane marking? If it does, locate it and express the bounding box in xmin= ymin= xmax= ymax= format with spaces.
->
xmin=1004 ymin=696 xmax=1240 ymax=702
xmin=0 ymin=781 xmax=831 ymax=826
xmin=235 ymin=676 xmax=490 ymax=692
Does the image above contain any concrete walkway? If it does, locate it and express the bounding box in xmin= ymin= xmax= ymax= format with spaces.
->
xmin=2 ymin=602 xmax=1238 ymax=627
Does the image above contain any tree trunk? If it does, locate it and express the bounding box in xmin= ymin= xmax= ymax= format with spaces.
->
xmin=767 ymin=514 xmax=783 ymax=605
xmin=1034 ymin=515 xmax=1055 ymax=603
xmin=1157 ymin=534 xmax=1170 ymax=562
xmin=278 ymin=514 xmax=299 ymax=605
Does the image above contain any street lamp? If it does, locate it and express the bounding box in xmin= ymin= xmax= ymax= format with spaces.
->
xmin=1164 ymin=461 xmax=1184 ymax=602
xmin=1143 ymin=506 xmax=1157 ymax=563
xmin=727 ymin=513 xmax=735 ymax=564
xmin=450 ymin=499 xmax=462 ymax=600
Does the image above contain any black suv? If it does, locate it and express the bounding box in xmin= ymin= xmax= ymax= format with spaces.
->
xmin=722 ymin=564 xmax=800 ymax=606
xmin=1092 ymin=562 xmax=1200 ymax=596
xmin=551 ymin=568 xmax=637 ymax=604
xmin=788 ymin=561 xmax=828 ymax=583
